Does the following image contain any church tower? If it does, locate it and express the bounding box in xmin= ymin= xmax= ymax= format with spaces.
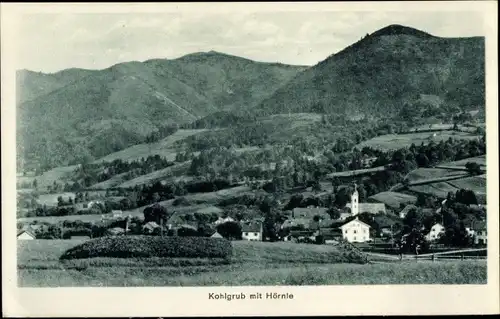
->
xmin=351 ymin=183 xmax=359 ymax=216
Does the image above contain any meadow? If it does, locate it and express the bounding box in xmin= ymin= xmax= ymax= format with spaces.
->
xmin=405 ymin=168 xmax=469 ymax=184
xmin=439 ymin=155 xmax=486 ymax=168
xmin=355 ymin=130 xmax=481 ymax=151
xmin=17 ymin=165 xmax=78 ymax=190
xmin=92 ymin=129 xmax=210 ymax=164
xmin=17 ymin=239 xmax=486 ymax=286
xmin=367 ymin=191 xmax=417 ymax=209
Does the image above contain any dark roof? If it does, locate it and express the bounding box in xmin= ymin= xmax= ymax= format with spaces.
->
xmin=346 ymin=203 xmax=386 ymax=214
xmin=17 ymin=229 xmax=36 ymax=238
xmin=241 ymin=222 xmax=262 ymax=233
xmin=472 ymin=221 xmax=487 ymax=231
xmin=292 ymin=207 xmax=330 ymax=219
xmin=290 ymin=230 xmax=315 ymax=237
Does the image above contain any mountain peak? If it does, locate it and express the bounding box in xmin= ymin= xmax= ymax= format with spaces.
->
xmin=370 ymin=24 xmax=435 ymax=39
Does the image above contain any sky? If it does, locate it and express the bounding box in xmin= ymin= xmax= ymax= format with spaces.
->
xmin=16 ymin=10 xmax=486 ymax=73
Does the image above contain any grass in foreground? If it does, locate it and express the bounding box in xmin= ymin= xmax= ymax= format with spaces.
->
xmin=17 ymin=239 xmax=486 ymax=286
xmin=18 ymin=260 xmax=486 ymax=287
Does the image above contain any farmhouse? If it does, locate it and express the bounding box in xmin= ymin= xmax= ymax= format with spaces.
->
xmin=425 ymin=223 xmax=445 ymax=242
xmin=472 ymin=221 xmax=487 ymax=245
xmin=17 ymin=229 xmax=36 ymax=240
xmin=339 ymin=217 xmax=371 ymax=243
xmin=345 ymin=185 xmax=386 ymax=217
xmin=241 ymin=222 xmax=263 ymax=241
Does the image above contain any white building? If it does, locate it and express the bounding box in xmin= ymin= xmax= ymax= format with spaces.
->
xmin=241 ymin=222 xmax=263 ymax=241
xmin=473 ymin=221 xmax=487 ymax=245
xmin=17 ymin=229 xmax=36 ymax=240
xmin=340 ymin=217 xmax=371 ymax=243
xmin=425 ymin=223 xmax=445 ymax=242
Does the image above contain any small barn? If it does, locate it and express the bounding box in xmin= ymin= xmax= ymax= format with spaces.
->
xmin=209 ymin=231 xmax=224 ymax=239
xmin=17 ymin=229 xmax=36 ymax=240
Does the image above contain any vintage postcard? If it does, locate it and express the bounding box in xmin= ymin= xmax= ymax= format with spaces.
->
xmin=2 ymin=1 xmax=499 ymax=317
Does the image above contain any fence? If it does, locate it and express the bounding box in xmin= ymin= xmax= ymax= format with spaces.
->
xmin=404 ymin=248 xmax=487 ymax=261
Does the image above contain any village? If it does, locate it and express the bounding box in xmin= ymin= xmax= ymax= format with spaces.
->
xmin=17 ymin=181 xmax=487 ymax=257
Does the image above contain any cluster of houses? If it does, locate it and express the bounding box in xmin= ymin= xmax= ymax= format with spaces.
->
xmin=17 ymin=184 xmax=488 ymax=247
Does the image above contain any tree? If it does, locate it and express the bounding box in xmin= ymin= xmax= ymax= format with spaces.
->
xmin=465 ymin=162 xmax=482 ymax=175
xmin=57 ymin=196 xmax=64 ymax=207
xmin=400 ymin=229 xmax=429 ymax=254
xmin=143 ymin=203 xmax=169 ymax=226
xmin=216 ymin=221 xmax=242 ymax=240
xmin=334 ymin=187 xmax=351 ymax=208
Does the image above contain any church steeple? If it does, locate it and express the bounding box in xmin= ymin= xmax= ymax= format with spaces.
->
xmin=351 ymin=183 xmax=359 ymax=216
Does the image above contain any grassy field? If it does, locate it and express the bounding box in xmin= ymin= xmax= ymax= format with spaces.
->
xmin=368 ymin=191 xmax=417 ymax=209
xmin=93 ymin=129 xmax=210 ymax=164
xmin=327 ymin=166 xmax=386 ymax=178
xmin=117 ymin=161 xmax=193 ymax=188
xmin=409 ymin=182 xmax=461 ymax=199
xmin=17 ymin=165 xmax=78 ymax=190
xmin=405 ymin=168 xmax=469 ymax=184
xmin=36 ymin=192 xmax=77 ymax=206
xmin=440 ymin=156 xmax=486 ymax=168
xmin=356 ymin=131 xmax=481 ymax=151
xmin=447 ymin=176 xmax=487 ymax=194
xmin=17 ymin=239 xmax=486 ymax=286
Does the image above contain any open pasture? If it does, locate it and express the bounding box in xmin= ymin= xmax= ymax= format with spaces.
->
xmin=17 ymin=165 xmax=78 ymax=190
xmin=405 ymin=168 xmax=469 ymax=184
xmin=356 ymin=131 xmax=480 ymax=151
xmin=409 ymin=182 xmax=461 ymax=199
xmin=368 ymin=191 xmax=417 ymax=209
xmin=447 ymin=176 xmax=486 ymax=194
xmin=440 ymin=156 xmax=486 ymax=168
xmin=93 ymin=129 xmax=210 ymax=164
xmin=36 ymin=192 xmax=77 ymax=206
xmin=118 ymin=161 xmax=192 ymax=188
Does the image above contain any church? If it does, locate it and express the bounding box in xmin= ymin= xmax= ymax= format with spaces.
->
xmin=345 ymin=184 xmax=386 ymax=217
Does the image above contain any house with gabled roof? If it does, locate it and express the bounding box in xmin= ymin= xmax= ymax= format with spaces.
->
xmin=339 ymin=217 xmax=371 ymax=243
xmin=241 ymin=221 xmax=263 ymax=241
xmin=17 ymin=229 xmax=36 ymax=240
xmin=472 ymin=221 xmax=487 ymax=245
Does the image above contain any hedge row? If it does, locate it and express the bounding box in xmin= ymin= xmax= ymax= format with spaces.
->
xmin=60 ymin=235 xmax=233 ymax=260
